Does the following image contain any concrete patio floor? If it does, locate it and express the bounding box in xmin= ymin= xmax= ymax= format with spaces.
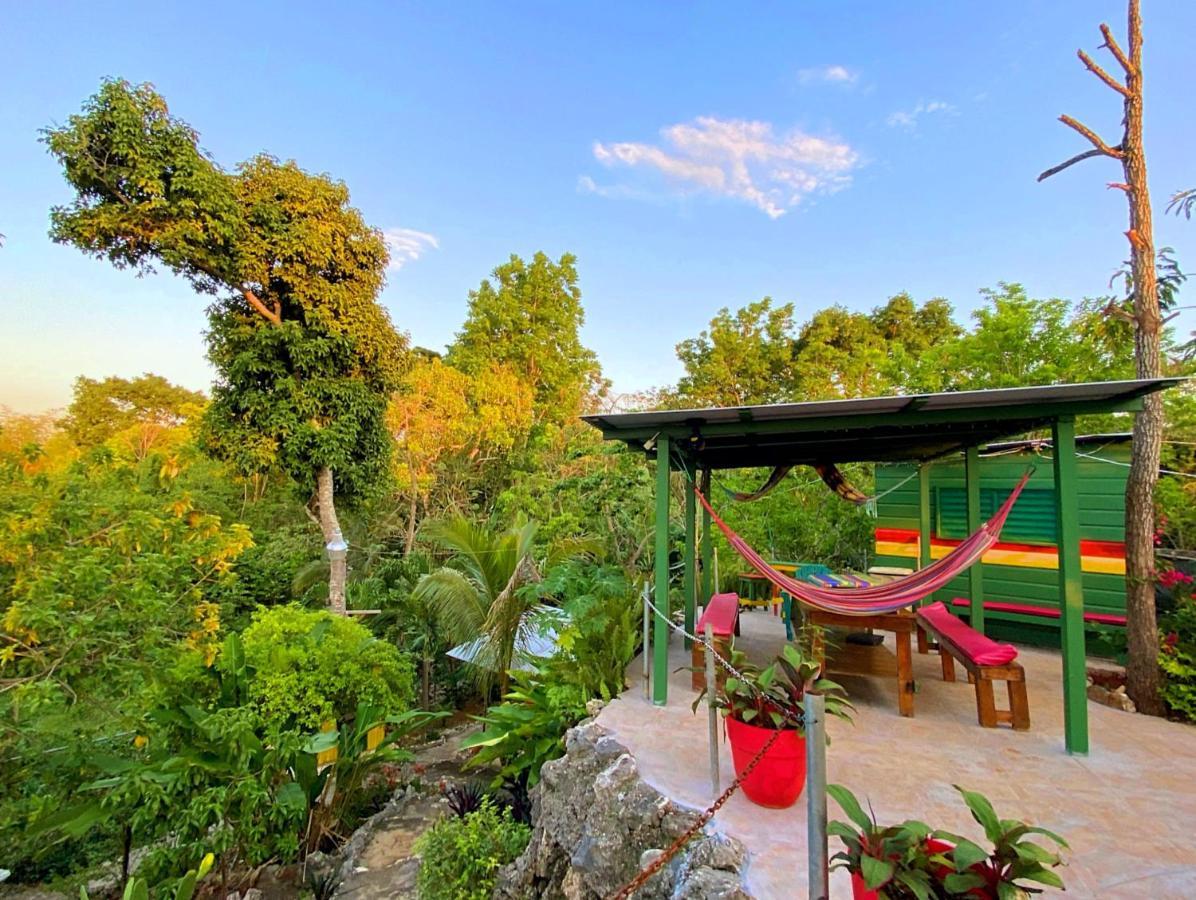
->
xmin=596 ymin=608 xmax=1196 ymax=898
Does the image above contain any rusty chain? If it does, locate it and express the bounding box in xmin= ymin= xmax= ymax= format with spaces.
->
xmin=605 ymin=596 xmax=805 ymax=900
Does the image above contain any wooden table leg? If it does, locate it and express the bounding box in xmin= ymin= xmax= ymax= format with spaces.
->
xmin=896 ymin=630 xmax=914 ymax=717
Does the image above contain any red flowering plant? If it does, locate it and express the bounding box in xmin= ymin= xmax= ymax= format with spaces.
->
xmin=1159 ymin=565 xmax=1196 ymax=722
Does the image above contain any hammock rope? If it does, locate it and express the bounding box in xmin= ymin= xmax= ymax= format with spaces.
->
xmin=695 ymin=469 xmax=1034 ymax=617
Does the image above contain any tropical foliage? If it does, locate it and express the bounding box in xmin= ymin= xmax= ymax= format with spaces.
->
xmin=3 ymin=72 xmax=1195 ymax=894
xmin=414 ymin=798 xmax=531 ymax=900
xmin=829 ymin=783 xmax=1069 ymax=899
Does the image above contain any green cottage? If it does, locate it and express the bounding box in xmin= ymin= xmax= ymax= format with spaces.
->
xmin=872 ymin=434 xmax=1131 ymax=650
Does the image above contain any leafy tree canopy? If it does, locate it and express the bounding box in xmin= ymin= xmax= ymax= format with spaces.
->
xmin=676 ymin=298 xmax=796 ymax=406
xmin=448 ymin=252 xmax=602 ymax=423
xmin=61 ymin=372 xmax=205 ymax=448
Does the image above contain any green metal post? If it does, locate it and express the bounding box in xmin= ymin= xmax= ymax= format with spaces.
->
xmin=965 ymin=445 xmax=985 ymax=634
xmin=700 ymin=468 xmax=712 ymax=604
xmin=918 ymin=464 xmax=932 ymax=571
xmin=1052 ymin=416 xmax=1089 ymax=754
xmin=653 ymin=435 xmax=672 ymax=706
xmin=683 ymin=467 xmax=697 ymax=650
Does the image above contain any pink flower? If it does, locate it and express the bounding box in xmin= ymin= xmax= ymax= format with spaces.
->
xmin=1159 ymin=569 xmax=1193 ymax=589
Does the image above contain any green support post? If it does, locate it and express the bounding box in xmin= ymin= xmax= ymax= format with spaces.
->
xmin=965 ymin=445 xmax=985 ymax=634
xmin=918 ymin=464 xmax=932 ymax=571
xmin=700 ymin=468 xmax=712 ymax=604
xmin=683 ymin=467 xmax=696 ymax=650
xmin=1052 ymin=416 xmax=1089 ymax=754
xmin=653 ymin=435 xmax=671 ymax=706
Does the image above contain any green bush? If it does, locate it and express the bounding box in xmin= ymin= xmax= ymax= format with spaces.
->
xmin=414 ymin=799 xmax=530 ymax=900
xmin=547 ymin=561 xmax=642 ymax=700
xmin=240 ymin=604 xmax=415 ymax=729
xmin=1160 ymin=571 xmax=1196 ymax=721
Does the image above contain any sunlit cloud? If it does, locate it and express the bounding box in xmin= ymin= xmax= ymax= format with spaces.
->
xmin=886 ymin=100 xmax=956 ymax=130
xmin=383 ymin=227 xmax=439 ymax=270
xmin=797 ymin=64 xmax=858 ymax=86
xmin=589 ymin=116 xmax=859 ymax=219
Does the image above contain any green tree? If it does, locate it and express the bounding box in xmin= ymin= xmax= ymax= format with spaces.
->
xmin=43 ymin=79 xmax=406 ymax=612
xmin=412 ymin=518 xmax=589 ymax=695
xmin=448 ymin=252 xmax=602 ymax=424
xmin=675 ymin=299 xmax=796 ymax=406
xmin=61 ymin=373 xmax=205 ymax=450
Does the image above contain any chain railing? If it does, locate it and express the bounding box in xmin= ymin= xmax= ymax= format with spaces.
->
xmin=606 ymin=594 xmax=808 ymax=900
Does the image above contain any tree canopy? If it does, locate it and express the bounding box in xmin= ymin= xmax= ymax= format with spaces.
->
xmin=44 ymin=78 xmax=408 ymax=610
xmin=448 ymin=252 xmax=602 ymax=424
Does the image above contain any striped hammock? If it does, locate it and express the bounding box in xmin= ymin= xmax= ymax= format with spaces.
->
xmin=695 ymin=470 xmax=1032 ymax=617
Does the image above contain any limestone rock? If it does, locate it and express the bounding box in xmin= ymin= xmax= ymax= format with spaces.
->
xmin=494 ymin=721 xmax=752 ymax=899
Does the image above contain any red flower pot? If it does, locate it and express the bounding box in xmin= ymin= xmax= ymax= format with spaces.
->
xmin=724 ymin=714 xmax=806 ymax=808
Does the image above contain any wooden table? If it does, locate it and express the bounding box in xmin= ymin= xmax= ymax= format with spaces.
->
xmin=803 ymin=607 xmax=917 ymax=717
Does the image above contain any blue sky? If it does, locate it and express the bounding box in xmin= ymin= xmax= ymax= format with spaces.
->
xmin=2 ymin=1 xmax=1194 ymax=412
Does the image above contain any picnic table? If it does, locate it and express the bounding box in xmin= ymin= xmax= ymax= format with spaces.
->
xmin=804 ymin=606 xmax=918 ymax=718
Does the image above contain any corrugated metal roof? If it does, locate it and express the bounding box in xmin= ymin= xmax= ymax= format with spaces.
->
xmin=582 ymin=379 xmax=1184 ymax=469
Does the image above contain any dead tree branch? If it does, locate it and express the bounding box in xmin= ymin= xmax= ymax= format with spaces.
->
xmin=1078 ymin=49 xmax=1129 ymax=96
xmin=1060 ymin=115 xmax=1124 ymax=157
xmin=1038 ymin=148 xmax=1113 ymax=182
xmin=1099 ymin=22 xmax=1134 ymax=74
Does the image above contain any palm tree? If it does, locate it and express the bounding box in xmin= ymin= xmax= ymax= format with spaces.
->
xmin=413 ymin=516 xmax=591 ymax=695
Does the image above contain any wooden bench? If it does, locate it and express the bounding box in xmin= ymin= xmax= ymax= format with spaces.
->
xmin=691 ymin=593 xmax=739 ymax=691
xmin=916 ymin=601 xmax=1030 ymax=731
xmin=946 ymin=597 xmax=1127 ymax=627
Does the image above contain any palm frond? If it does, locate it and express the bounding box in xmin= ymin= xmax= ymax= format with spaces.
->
xmin=413 ymin=568 xmax=487 ymax=647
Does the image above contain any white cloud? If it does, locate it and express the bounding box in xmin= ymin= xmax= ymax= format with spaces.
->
xmin=886 ymin=100 xmax=956 ymax=130
xmin=797 ymin=64 xmax=858 ymax=85
xmin=382 ymin=227 xmax=439 ymax=270
xmin=589 ymin=116 xmax=859 ymax=219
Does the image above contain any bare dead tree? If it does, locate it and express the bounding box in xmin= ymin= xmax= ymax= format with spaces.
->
xmin=1039 ymin=0 xmax=1165 ymax=715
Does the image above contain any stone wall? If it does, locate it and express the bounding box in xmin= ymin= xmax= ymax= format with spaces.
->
xmin=494 ymin=721 xmax=751 ymax=900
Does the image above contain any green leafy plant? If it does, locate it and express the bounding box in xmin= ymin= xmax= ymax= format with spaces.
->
xmin=79 ymin=852 xmax=215 ymax=900
xmin=827 ymin=784 xmax=939 ymax=900
xmin=239 ymin=604 xmax=415 ymax=729
xmin=297 ymin=705 xmax=445 ymax=848
xmin=459 ymin=667 xmax=588 ymax=820
xmin=692 ymin=640 xmax=853 ymax=734
xmin=1159 ymin=568 xmax=1196 ymax=721
xmin=547 ymin=561 xmax=643 ymax=700
xmin=828 ymin=783 xmax=1069 ymax=899
xmin=414 ymin=798 xmax=531 ymax=900
xmin=413 ymin=516 xmax=593 ymax=696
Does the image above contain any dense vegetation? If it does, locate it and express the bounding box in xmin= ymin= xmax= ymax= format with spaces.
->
xmin=2 ymin=78 xmax=1195 ymax=893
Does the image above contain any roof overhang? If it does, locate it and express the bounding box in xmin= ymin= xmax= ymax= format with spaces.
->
xmin=582 ymin=379 xmax=1185 ymax=469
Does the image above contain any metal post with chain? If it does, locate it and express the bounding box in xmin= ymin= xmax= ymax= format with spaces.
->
xmin=604 ymin=594 xmax=815 ymax=900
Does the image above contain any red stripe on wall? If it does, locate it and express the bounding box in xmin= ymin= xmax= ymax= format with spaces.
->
xmin=874 ymin=528 xmax=1124 ymax=559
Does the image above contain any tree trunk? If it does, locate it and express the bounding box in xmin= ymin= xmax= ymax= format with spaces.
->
xmin=1120 ymin=0 xmax=1164 ymax=715
xmin=405 ymin=490 xmax=419 ymax=556
xmin=316 ymin=466 xmax=348 ymax=615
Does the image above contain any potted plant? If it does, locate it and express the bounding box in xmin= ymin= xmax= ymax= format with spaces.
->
xmin=829 ymin=783 xmax=1069 ymax=899
xmin=826 ymin=783 xmax=945 ymax=900
xmin=693 ymin=641 xmax=852 ymax=808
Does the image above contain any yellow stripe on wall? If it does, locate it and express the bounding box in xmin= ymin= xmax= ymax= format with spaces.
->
xmin=874 ymin=541 xmax=1125 ymax=576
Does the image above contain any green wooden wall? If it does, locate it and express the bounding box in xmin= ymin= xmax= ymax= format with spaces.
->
xmin=873 ymin=443 xmax=1129 ymax=643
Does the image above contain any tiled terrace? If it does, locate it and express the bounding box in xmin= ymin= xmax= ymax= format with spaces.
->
xmin=596 ymin=608 xmax=1196 ymax=898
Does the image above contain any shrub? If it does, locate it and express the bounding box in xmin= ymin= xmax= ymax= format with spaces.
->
xmin=1160 ymin=568 xmax=1196 ymax=721
xmin=547 ymin=561 xmax=642 ymax=700
xmin=240 ymin=604 xmax=415 ymax=729
xmin=414 ymin=799 xmax=531 ymax=900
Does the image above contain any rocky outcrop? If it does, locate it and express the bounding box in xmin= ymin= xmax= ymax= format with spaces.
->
xmin=495 ymin=722 xmax=751 ymax=900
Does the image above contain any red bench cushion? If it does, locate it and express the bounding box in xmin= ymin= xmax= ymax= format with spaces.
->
xmin=917 ymin=601 xmax=1019 ymax=666
xmin=948 ymin=597 xmax=1127 ymax=627
xmin=697 ymin=593 xmax=739 ymax=637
